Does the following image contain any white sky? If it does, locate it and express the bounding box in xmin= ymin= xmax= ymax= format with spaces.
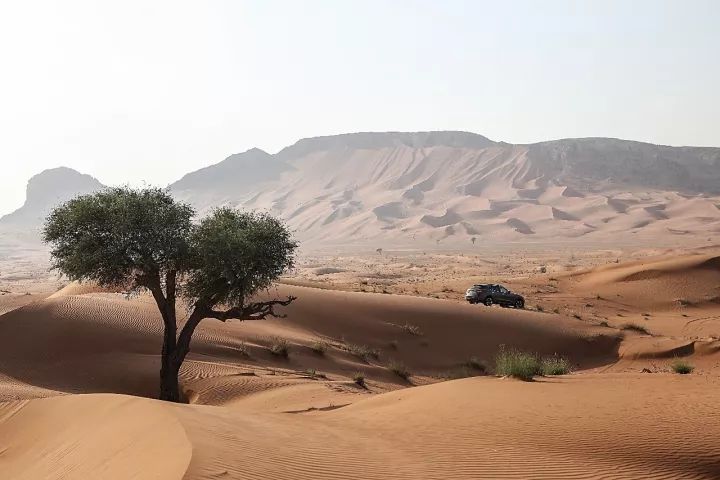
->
xmin=1 ymin=0 xmax=718 ymax=216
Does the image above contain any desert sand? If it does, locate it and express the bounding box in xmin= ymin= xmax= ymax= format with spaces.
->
xmin=1 ymin=245 xmax=719 ymax=479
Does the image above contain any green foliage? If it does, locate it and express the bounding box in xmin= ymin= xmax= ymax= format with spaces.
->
xmin=670 ymin=359 xmax=694 ymax=374
xmin=185 ymin=208 xmax=297 ymax=306
xmin=43 ymin=187 xmax=193 ymax=288
xmin=620 ymin=323 xmax=650 ymax=335
xmin=42 ymin=186 xmax=298 ymax=402
xmin=310 ymin=340 xmax=329 ymax=355
xmin=43 ymin=188 xmax=296 ymax=309
xmin=540 ymin=355 xmax=572 ymax=375
xmin=346 ymin=343 xmax=380 ymax=362
xmin=387 ymin=359 xmax=411 ymax=380
xmin=495 ymin=346 xmax=542 ymax=381
xmin=268 ymin=337 xmax=290 ymax=358
xmin=352 ymin=371 xmax=366 ymax=387
xmin=495 ymin=347 xmax=573 ymax=380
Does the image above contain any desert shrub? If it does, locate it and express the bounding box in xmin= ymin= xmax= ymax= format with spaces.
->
xmin=620 ymin=323 xmax=650 ymax=335
xmin=541 ymin=355 xmax=572 ymax=375
xmin=346 ymin=343 xmax=380 ymax=362
xmin=310 ymin=340 xmax=329 ymax=356
xmin=670 ymin=359 xmax=694 ymax=374
xmin=552 ymin=307 xmax=560 ymax=314
xmin=599 ymin=320 xmax=609 ymax=327
xmin=495 ymin=346 xmax=542 ymax=381
xmin=304 ymin=368 xmax=317 ymax=378
xmin=536 ymin=304 xmax=544 ymax=312
xmin=387 ymin=359 xmax=411 ymax=380
xmin=400 ymin=323 xmax=423 ymax=336
xmin=235 ymin=341 xmax=250 ymax=357
xmin=269 ymin=337 xmax=289 ymax=358
xmin=352 ymin=371 xmax=366 ymax=387
xmin=572 ymin=313 xmax=582 ymax=320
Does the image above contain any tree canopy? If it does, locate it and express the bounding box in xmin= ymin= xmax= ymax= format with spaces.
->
xmin=43 ymin=187 xmax=297 ymax=401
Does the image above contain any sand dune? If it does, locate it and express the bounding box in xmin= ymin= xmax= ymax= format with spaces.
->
xmin=568 ymin=253 xmax=720 ymax=311
xmin=0 ymin=394 xmax=191 ymax=480
xmin=1 ymin=249 xmax=719 ymax=479
xmin=0 ymin=284 xmax=618 ymax=402
xmin=2 ymin=374 xmax=719 ymax=480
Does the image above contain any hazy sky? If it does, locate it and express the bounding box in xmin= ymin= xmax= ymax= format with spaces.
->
xmin=1 ymin=0 xmax=718 ymax=216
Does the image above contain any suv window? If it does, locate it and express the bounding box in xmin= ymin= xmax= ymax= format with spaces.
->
xmin=499 ymin=287 xmax=508 ymax=294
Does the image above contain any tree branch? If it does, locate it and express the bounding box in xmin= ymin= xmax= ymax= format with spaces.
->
xmin=171 ymin=295 xmax=296 ymax=368
xmin=207 ymin=296 xmax=297 ymax=321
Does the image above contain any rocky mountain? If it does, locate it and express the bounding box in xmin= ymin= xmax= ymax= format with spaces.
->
xmin=170 ymin=132 xmax=720 ymax=246
xmin=4 ymin=132 xmax=720 ymax=247
xmin=0 ymin=167 xmax=104 ymax=228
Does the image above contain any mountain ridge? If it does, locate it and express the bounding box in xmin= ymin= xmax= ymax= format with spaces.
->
xmin=0 ymin=167 xmax=104 ymax=228
xmin=4 ymin=132 xmax=720 ymax=246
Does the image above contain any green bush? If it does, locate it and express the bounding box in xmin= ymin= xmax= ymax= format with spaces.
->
xmin=540 ymin=355 xmax=572 ymax=375
xmin=269 ymin=337 xmax=289 ymax=358
xmin=309 ymin=340 xmax=329 ymax=355
xmin=670 ymin=359 xmax=694 ymax=374
xmin=495 ymin=347 xmax=542 ymax=381
xmin=620 ymin=323 xmax=650 ymax=335
xmin=352 ymin=371 xmax=366 ymax=387
xmin=346 ymin=343 xmax=380 ymax=362
xmin=387 ymin=360 xmax=411 ymax=380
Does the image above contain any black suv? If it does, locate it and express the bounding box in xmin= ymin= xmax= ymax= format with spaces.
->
xmin=465 ymin=284 xmax=524 ymax=309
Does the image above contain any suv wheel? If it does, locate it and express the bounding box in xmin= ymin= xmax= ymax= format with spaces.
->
xmin=484 ymin=297 xmax=493 ymax=306
xmin=515 ymin=299 xmax=524 ymax=309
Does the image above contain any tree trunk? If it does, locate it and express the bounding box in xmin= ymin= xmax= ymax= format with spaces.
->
xmin=159 ymin=359 xmax=180 ymax=402
xmin=147 ymin=272 xmax=182 ymax=402
xmin=159 ymin=314 xmax=180 ymax=402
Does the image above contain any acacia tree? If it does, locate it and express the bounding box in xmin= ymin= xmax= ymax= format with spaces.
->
xmin=43 ymin=187 xmax=297 ymax=402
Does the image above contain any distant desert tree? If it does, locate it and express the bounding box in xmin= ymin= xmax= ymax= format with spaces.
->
xmin=376 ymin=247 xmax=383 ymax=255
xmin=470 ymin=236 xmax=477 ymax=245
xmin=43 ymin=187 xmax=297 ymax=402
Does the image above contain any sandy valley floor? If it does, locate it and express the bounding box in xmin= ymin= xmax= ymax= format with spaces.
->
xmin=0 ymin=243 xmax=719 ymax=479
